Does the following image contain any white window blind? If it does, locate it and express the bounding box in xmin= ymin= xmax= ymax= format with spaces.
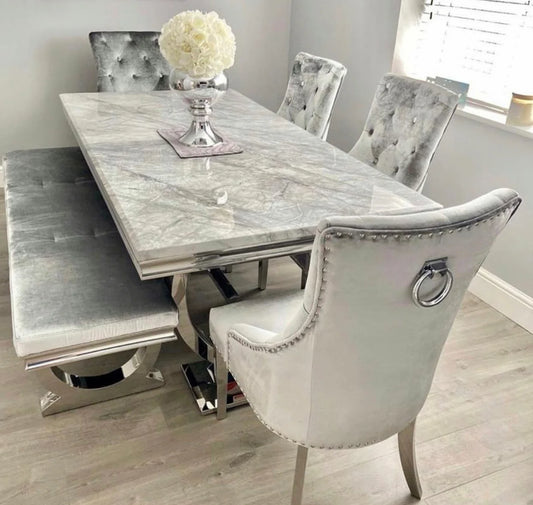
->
xmin=406 ymin=0 xmax=533 ymax=109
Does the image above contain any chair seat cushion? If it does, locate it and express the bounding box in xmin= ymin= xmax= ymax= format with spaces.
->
xmin=209 ymin=289 xmax=303 ymax=362
xmin=5 ymin=147 xmax=178 ymax=358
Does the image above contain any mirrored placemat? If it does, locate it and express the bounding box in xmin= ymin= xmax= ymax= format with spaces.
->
xmin=158 ymin=129 xmax=243 ymax=158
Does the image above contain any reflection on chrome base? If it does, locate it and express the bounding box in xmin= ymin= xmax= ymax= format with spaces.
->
xmin=36 ymin=345 xmax=165 ymax=416
xmin=172 ymin=272 xmax=248 ymax=415
xmin=181 ymin=360 xmax=247 ymax=415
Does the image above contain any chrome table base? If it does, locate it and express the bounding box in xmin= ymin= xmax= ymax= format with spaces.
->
xmin=181 ymin=359 xmax=247 ymax=416
xmin=208 ymin=268 xmax=241 ymax=303
xmin=172 ymin=271 xmax=250 ymax=415
xmin=171 ymin=273 xmax=215 ymax=361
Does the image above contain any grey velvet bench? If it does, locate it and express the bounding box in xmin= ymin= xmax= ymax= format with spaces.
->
xmin=4 ymin=147 xmax=179 ymax=415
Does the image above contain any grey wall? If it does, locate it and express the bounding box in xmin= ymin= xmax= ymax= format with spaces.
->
xmin=425 ymin=117 xmax=533 ymax=296
xmin=290 ymin=0 xmax=532 ymax=298
xmin=0 ymin=0 xmax=291 ymax=157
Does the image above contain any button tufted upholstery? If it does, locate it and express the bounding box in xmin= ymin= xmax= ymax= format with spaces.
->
xmin=350 ymin=74 xmax=459 ymax=192
xmin=89 ymin=31 xmax=170 ymax=92
xmin=278 ymin=52 xmax=347 ymax=140
xmin=5 ymin=147 xmax=179 ymax=357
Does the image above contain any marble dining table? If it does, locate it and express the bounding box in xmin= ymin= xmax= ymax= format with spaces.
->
xmin=60 ymin=89 xmax=440 ymax=280
xmin=61 ymin=88 xmax=441 ymax=412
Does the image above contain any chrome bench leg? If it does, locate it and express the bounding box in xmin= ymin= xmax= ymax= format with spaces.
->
xmin=35 ymin=344 xmax=164 ymax=416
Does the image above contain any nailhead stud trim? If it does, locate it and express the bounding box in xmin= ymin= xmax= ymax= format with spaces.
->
xmin=220 ymin=197 xmax=521 ymax=447
xmin=225 ymin=346 xmax=384 ymax=450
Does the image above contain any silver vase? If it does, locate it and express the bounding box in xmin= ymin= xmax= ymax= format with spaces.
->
xmin=169 ymin=69 xmax=227 ymax=147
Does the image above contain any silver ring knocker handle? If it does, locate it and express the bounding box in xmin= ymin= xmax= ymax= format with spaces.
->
xmin=412 ymin=258 xmax=453 ymax=308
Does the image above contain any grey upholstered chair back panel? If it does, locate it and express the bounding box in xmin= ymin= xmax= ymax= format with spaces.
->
xmin=277 ymin=52 xmax=347 ymax=140
xmin=350 ymin=74 xmax=459 ymax=191
xmin=229 ymin=189 xmax=520 ymax=448
xmin=89 ymin=32 xmax=170 ymax=92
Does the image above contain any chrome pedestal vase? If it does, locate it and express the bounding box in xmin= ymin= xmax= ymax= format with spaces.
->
xmin=170 ymin=69 xmax=227 ymax=147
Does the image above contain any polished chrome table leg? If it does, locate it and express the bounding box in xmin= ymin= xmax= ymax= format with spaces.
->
xmin=172 ymin=273 xmax=213 ymax=360
xmin=172 ymin=273 xmax=247 ymax=415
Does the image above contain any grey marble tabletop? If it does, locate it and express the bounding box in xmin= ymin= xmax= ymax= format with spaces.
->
xmin=61 ymin=90 xmax=441 ymax=279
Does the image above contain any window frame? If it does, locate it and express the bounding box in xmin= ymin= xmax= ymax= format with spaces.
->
xmin=393 ymin=0 xmax=533 ymax=111
xmin=392 ymin=0 xmax=533 ymax=139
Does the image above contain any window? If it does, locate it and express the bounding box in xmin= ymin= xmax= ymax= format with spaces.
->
xmin=401 ymin=0 xmax=533 ymax=109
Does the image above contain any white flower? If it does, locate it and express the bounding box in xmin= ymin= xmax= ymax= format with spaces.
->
xmin=159 ymin=10 xmax=236 ymax=78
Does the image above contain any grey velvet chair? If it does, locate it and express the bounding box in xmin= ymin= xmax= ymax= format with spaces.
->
xmin=89 ymin=31 xmax=170 ymax=92
xmin=278 ymin=51 xmax=347 ymax=141
xmin=350 ymin=73 xmax=459 ymax=192
xmin=210 ymin=188 xmax=520 ymax=505
xmin=288 ymin=74 xmax=459 ymax=291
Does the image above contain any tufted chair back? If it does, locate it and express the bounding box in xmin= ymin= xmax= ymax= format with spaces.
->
xmin=277 ymin=52 xmax=347 ymax=140
xmin=89 ymin=32 xmax=170 ymax=92
xmin=350 ymin=74 xmax=459 ymax=192
xmin=227 ymin=189 xmax=520 ymax=449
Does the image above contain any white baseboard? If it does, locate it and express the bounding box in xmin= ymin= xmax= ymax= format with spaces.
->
xmin=469 ymin=267 xmax=533 ymax=334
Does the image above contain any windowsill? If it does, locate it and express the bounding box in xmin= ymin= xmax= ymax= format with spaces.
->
xmin=456 ymin=103 xmax=533 ymax=141
xmin=392 ymin=0 xmax=533 ymax=142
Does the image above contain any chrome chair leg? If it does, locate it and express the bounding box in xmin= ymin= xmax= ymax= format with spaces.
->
xmin=258 ymin=259 xmax=269 ymax=290
xmin=216 ymin=350 xmax=228 ymax=420
xmin=398 ymin=418 xmax=423 ymax=499
xmin=300 ymin=266 xmax=308 ymax=289
xmin=290 ymin=253 xmax=310 ymax=289
xmin=291 ymin=445 xmax=309 ymax=505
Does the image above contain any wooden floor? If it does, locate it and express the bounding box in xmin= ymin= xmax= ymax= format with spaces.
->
xmin=0 ymin=199 xmax=532 ymax=505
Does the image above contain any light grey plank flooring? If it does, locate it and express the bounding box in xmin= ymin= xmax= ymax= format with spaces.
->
xmin=0 ymin=194 xmax=531 ymax=505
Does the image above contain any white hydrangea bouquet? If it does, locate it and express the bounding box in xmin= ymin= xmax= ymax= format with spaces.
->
xmin=159 ymin=10 xmax=236 ymax=78
xmin=158 ymin=11 xmax=237 ymax=147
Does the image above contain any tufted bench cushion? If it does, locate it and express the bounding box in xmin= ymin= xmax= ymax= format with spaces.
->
xmin=4 ymin=147 xmax=179 ymax=358
xmin=89 ymin=31 xmax=170 ymax=92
